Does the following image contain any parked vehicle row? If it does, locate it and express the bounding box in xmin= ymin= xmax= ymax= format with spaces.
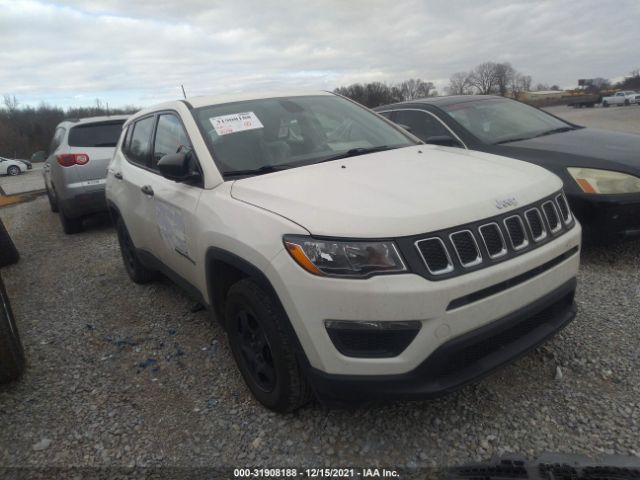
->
xmin=37 ymin=91 xmax=639 ymax=412
xmin=374 ymin=95 xmax=640 ymax=243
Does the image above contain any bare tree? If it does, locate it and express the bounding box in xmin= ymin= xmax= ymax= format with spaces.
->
xmin=398 ymin=78 xmax=435 ymax=100
xmin=334 ymin=82 xmax=403 ymax=107
xmin=3 ymin=95 xmax=19 ymax=112
xmin=510 ymin=73 xmax=532 ymax=99
xmin=494 ymin=62 xmax=516 ymax=96
xmin=447 ymin=72 xmax=472 ymax=95
xmin=468 ymin=62 xmax=499 ymax=95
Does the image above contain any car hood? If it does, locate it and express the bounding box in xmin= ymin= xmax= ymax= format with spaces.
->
xmin=503 ymin=128 xmax=640 ymax=172
xmin=230 ymin=145 xmax=562 ymax=237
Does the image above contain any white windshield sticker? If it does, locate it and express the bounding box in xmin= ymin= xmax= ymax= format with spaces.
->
xmin=209 ymin=112 xmax=264 ymax=136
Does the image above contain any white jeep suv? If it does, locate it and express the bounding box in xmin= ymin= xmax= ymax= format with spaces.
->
xmin=106 ymin=92 xmax=581 ymax=412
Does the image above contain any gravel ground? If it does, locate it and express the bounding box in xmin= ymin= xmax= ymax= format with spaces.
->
xmin=0 ymin=196 xmax=639 ymax=474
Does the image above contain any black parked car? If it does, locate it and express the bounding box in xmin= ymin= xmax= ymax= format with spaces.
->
xmin=375 ymin=96 xmax=640 ymax=243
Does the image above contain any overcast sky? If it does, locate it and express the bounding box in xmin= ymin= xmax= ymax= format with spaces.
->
xmin=1 ymin=0 xmax=638 ymax=109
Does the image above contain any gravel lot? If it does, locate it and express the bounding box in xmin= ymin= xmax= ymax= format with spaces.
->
xmin=544 ymin=103 xmax=640 ymax=135
xmin=0 ymin=163 xmax=45 ymax=196
xmin=1 ymin=108 xmax=640 ymax=474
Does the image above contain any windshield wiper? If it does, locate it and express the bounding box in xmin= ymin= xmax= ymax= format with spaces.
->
xmin=495 ymin=126 xmax=576 ymax=145
xmin=320 ymin=145 xmax=401 ymax=163
xmin=531 ymin=126 xmax=576 ymax=138
xmin=222 ymin=164 xmax=294 ymax=178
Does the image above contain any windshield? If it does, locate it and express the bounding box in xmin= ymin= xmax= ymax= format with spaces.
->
xmin=441 ymin=98 xmax=572 ymax=144
xmin=192 ymin=95 xmax=416 ymax=176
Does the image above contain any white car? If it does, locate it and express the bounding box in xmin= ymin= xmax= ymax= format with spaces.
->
xmin=106 ymin=92 xmax=581 ymax=411
xmin=602 ymin=91 xmax=640 ymax=107
xmin=0 ymin=157 xmax=27 ymax=176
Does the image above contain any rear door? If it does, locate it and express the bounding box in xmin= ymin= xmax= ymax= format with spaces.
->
xmin=116 ymin=115 xmax=157 ymax=251
xmin=142 ymin=112 xmax=203 ymax=282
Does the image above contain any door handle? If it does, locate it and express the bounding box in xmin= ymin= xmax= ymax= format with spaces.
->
xmin=114 ymin=172 xmax=123 ymax=180
xmin=141 ymin=185 xmax=154 ymax=196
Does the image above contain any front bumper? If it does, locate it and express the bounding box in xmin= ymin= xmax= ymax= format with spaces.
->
xmin=267 ymin=223 xmax=581 ymax=378
xmin=570 ymin=192 xmax=640 ymax=242
xmin=306 ymin=277 xmax=576 ymax=405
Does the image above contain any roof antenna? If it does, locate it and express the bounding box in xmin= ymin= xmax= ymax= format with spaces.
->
xmin=181 ymin=84 xmax=187 ymax=99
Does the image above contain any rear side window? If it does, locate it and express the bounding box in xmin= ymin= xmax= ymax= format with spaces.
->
xmin=68 ymin=120 xmax=125 ymax=147
xmin=49 ymin=127 xmax=66 ymax=152
xmin=124 ymin=116 xmax=155 ymax=167
xmin=392 ymin=110 xmax=451 ymax=142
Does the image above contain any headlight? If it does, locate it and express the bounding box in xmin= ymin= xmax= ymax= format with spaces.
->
xmin=283 ymin=235 xmax=407 ymax=278
xmin=568 ymin=167 xmax=640 ymax=194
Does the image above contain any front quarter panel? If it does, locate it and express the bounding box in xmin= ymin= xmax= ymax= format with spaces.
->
xmin=192 ymin=182 xmax=309 ymax=303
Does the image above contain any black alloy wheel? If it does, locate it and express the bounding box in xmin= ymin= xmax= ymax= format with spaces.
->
xmin=235 ymin=307 xmax=277 ymax=392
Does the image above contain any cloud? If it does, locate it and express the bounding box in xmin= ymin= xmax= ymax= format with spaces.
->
xmin=1 ymin=0 xmax=638 ymax=107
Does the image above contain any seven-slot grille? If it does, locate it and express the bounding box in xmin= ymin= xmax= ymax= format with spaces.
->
xmin=413 ymin=191 xmax=574 ymax=279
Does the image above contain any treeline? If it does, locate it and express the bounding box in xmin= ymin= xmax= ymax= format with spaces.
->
xmin=446 ymin=61 xmax=534 ymax=97
xmin=334 ymin=78 xmax=437 ymax=108
xmin=0 ymin=96 xmax=138 ymax=159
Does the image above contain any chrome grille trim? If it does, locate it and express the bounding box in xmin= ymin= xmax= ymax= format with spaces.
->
xmin=524 ymin=208 xmax=548 ymax=242
xmin=449 ymin=230 xmax=482 ymax=268
xmin=410 ymin=190 xmax=574 ymax=279
xmin=503 ymin=215 xmax=529 ymax=251
xmin=414 ymin=237 xmax=454 ymax=275
xmin=555 ymin=193 xmax=572 ymax=224
xmin=542 ymin=201 xmax=562 ymax=234
xmin=478 ymin=222 xmax=507 ymax=259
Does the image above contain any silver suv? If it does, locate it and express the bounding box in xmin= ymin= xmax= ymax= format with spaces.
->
xmin=43 ymin=115 xmax=128 ymax=233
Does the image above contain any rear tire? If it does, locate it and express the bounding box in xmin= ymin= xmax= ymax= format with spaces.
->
xmin=116 ymin=217 xmax=155 ymax=284
xmin=7 ymin=166 xmax=20 ymax=176
xmin=0 ymin=219 xmax=19 ymax=267
xmin=225 ymin=279 xmax=311 ymax=412
xmin=624 ymin=99 xmax=630 ymax=106
xmin=59 ymin=209 xmax=83 ymax=234
xmin=602 ymin=101 xmax=609 ymax=107
xmin=46 ymin=186 xmax=59 ymax=213
xmin=0 ymin=274 xmax=25 ymax=384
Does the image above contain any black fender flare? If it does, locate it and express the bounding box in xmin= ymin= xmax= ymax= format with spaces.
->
xmin=204 ymin=247 xmax=308 ymax=359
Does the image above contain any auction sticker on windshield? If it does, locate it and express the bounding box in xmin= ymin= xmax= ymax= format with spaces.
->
xmin=210 ymin=112 xmax=264 ymax=136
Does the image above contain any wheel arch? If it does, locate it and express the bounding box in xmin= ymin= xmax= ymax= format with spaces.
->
xmin=204 ymin=247 xmax=307 ymax=357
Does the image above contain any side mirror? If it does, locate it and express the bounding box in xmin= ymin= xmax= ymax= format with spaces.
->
xmin=157 ymin=153 xmax=200 ymax=182
xmin=425 ymin=135 xmax=462 ymax=148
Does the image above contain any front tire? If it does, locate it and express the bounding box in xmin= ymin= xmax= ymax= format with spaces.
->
xmin=7 ymin=166 xmax=20 ymax=176
xmin=0 ymin=274 xmax=25 ymax=384
xmin=0 ymin=218 xmax=19 ymax=267
xmin=624 ymin=99 xmax=630 ymax=106
xmin=116 ymin=218 xmax=155 ymax=284
xmin=225 ymin=279 xmax=311 ymax=412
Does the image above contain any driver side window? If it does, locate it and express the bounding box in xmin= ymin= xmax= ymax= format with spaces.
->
xmin=152 ymin=114 xmax=192 ymax=170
